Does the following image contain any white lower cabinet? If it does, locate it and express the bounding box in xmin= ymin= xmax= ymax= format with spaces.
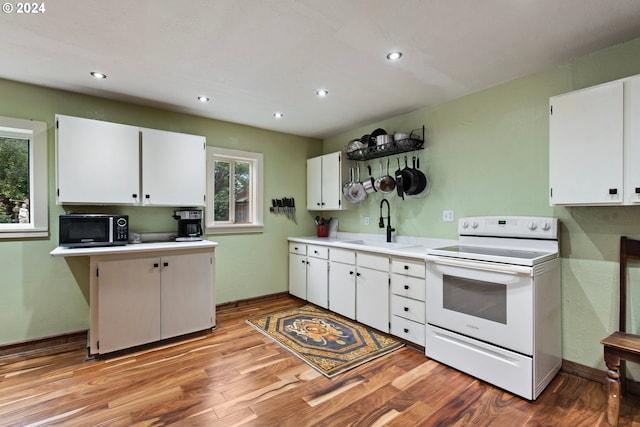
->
xmin=355 ymin=252 xmax=390 ymax=333
xmin=390 ymin=258 xmax=427 ymax=346
xmin=93 ymin=250 xmax=214 ymax=354
xmin=288 ymin=243 xmax=329 ymax=308
xmin=329 ymin=248 xmax=357 ymax=319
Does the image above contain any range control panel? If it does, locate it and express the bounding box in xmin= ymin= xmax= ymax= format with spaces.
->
xmin=458 ymin=216 xmax=558 ymax=239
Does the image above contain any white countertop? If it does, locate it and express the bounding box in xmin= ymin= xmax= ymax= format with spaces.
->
xmin=288 ymin=232 xmax=456 ymax=259
xmin=50 ymin=240 xmax=218 ymax=257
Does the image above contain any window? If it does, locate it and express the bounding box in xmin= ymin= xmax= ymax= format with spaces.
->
xmin=206 ymin=147 xmax=263 ymax=234
xmin=0 ymin=116 xmax=48 ymax=238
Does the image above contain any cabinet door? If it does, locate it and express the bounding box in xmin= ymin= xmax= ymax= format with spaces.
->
xmin=98 ymin=257 xmax=161 ymax=353
xmin=321 ymin=152 xmax=342 ymax=210
xmin=289 ymin=253 xmax=307 ymax=299
xmin=328 ymin=261 xmax=356 ymax=319
xmin=306 ymin=156 xmax=323 ymax=210
xmin=56 ymin=115 xmax=140 ymax=205
xmin=625 ymin=75 xmax=640 ymax=204
xmin=141 ymin=128 xmax=206 ymax=206
xmin=160 ymin=252 xmax=214 ymax=339
xmin=549 ymin=80 xmax=624 ymax=205
xmin=307 ymin=257 xmax=328 ymax=308
xmin=356 ymin=267 xmax=389 ymax=332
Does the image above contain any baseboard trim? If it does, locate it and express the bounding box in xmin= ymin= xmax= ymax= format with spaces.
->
xmin=0 ymin=330 xmax=87 ymax=358
xmin=216 ymin=291 xmax=291 ymax=313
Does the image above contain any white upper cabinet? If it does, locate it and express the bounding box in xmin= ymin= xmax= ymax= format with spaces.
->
xmin=56 ymin=115 xmax=206 ymax=206
xmin=549 ymin=74 xmax=640 ymax=206
xmin=306 ymin=151 xmax=347 ymax=210
xmin=141 ymin=128 xmax=206 ymax=206
xmin=56 ymin=115 xmax=140 ymax=205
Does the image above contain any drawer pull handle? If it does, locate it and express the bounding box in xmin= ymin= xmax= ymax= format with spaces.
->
xmin=404 ymin=284 xmax=409 ymax=290
xmin=404 ymin=307 xmax=409 ymax=312
xmin=404 ymin=328 xmax=409 ymax=333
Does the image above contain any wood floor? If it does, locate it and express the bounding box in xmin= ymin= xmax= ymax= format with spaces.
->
xmin=1 ymin=296 xmax=638 ymax=426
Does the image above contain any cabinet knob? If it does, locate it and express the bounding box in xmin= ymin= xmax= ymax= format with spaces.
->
xmin=356 ymin=272 xmax=361 ymax=277
xmin=404 ymin=265 xmax=409 ymax=270
xmin=349 ymin=271 xmax=354 ymax=275
xmin=609 ymin=188 xmax=618 ymax=195
xmin=132 ymin=193 xmax=138 ymax=198
xmin=163 ymin=262 xmax=168 ymax=267
xmin=404 ymin=307 xmax=409 ymax=312
xmin=145 ymin=194 xmax=151 ymax=199
xmin=404 ymin=284 xmax=409 ymax=290
xmin=317 ymin=202 xmax=321 ymax=206
xmin=635 ymin=187 xmax=640 ymax=194
xmin=404 ymin=328 xmax=409 ymax=333
xmin=314 ymin=250 xmax=319 ymax=254
xmin=153 ymin=263 xmax=159 ymax=268
xmin=301 ymin=260 xmax=306 ymax=264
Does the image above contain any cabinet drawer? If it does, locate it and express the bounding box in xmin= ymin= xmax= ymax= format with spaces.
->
xmin=391 ymin=274 xmax=426 ymax=301
xmin=391 ymin=315 xmax=425 ymax=346
xmin=289 ymin=242 xmax=307 ymax=255
xmin=330 ymin=248 xmax=355 ymax=264
xmin=391 ymin=258 xmax=426 ymax=278
xmin=391 ymin=294 xmax=425 ymax=324
xmin=357 ymin=252 xmax=389 ymax=271
xmin=308 ymin=245 xmax=329 ymax=259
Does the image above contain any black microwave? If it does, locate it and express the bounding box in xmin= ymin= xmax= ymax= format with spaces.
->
xmin=59 ymin=214 xmax=129 ymax=248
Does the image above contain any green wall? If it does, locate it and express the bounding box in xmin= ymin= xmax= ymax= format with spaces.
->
xmin=0 ymin=79 xmax=320 ymax=345
xmin=324 ymin=37 xmax=640 ymax=373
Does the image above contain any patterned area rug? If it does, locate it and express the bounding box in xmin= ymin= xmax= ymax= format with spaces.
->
xmin=246 ymin=304 xmax=404 ymax=378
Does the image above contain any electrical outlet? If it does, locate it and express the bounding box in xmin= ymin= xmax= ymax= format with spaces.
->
xmin=364 ymin=216 xmax=370 ymax=226
xmin=443 ymin=210 xmax=455 ymax=222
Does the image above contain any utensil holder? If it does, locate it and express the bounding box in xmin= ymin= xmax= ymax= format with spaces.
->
xmin=317 ymin=225 xmax=329 ymax=237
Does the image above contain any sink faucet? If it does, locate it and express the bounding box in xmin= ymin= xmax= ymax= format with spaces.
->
xmin=379 ymin=198 xmax=395 ymax=243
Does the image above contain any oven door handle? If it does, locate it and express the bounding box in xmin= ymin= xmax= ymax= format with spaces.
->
xmin=425 ymin=255 xmax=533 ymax=276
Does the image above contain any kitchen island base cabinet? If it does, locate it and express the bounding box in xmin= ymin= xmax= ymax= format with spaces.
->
xmin=92 ymin=250 xmax=214 ymax=355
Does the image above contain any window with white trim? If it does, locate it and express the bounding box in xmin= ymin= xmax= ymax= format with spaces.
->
xmin=206 ymin=147 xmax=263 ymax=234
xmin=0 ymin=116 xmax=48 ymax=238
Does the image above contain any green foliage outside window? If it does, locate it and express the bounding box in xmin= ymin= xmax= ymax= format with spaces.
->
xmin=0 ymin=137 xmax=30 ymax=223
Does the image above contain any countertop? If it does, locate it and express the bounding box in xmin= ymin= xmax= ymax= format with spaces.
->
xmin=50 ymin=240 xmax=218 ymax=257
xmin=288 ymin=232 xmax=456 ymax=259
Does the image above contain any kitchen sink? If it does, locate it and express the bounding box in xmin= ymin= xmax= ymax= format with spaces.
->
xmin=340 ymin=239 xmax=421 ymax=249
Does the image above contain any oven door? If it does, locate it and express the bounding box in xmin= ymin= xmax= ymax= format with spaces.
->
xmin=426 ymin=255 xmax=534 ymax=355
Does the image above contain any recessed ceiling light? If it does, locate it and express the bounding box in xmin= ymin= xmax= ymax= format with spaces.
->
xmin=316 ymin=89 xmax=329 ymax=97
xmin=90 ymin=71 xmax=107 ymax=79
xmin=386 ymin=51 xmax=403 ymax=61
xmin=197 ymin=96 xmax=210 ymax=102
xmin=273 ymin=112 xmax=284 ymax=119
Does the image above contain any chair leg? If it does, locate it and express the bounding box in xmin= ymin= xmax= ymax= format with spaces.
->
xmin=604 ymin=350 xmax=621 ymax=426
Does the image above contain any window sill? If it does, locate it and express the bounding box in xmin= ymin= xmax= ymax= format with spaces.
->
xmin=0 ymin=228 xmax=49 ymax=239
xmin=205 ymin=224 xmax=264 ymax=235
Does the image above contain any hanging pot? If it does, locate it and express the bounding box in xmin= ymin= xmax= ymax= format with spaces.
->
xmin=395 ymin=157 xmax=404 ymax=199
xmin=343 ymin=167 xmax=355 ymax=201
xmin=374 ymin=159 xmax=395 ymax=194
xmin=405 ymin=157 xmax=429 ymax=197
xmin=349 ymin=166 xmax=368 ymax=203
xmin=362 ymin=165 xmax=377 ymax=195
xmin=400 ymin=155 xmax=421 ymax=195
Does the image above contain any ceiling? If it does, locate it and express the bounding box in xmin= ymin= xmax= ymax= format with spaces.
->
xmin=2 ymin=1 xmax=640 ymax=139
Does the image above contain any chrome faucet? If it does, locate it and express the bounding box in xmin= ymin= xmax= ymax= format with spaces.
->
xmin=379 ymin=198 xmax=395 ymax=243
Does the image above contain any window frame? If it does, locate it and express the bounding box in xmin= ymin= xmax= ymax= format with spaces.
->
xmin=206 ymin=146 xmax=264 ymax=234
xmin=0 ymin=116 xmax=48 ymax=239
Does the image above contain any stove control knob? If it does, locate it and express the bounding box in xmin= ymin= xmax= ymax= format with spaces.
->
xmin=541 ymin=221 xmax=551 ymax=231
xmin=462 ymin=220 xmax=469 ymax=229
xmin=471 ymin=220 xmax=479 ymax=229
xmin=528 ymin=221 xmax=537 ymax=230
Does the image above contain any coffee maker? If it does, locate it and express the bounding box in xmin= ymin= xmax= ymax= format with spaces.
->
xmin=173 ymin=209 xmax=203 ymax=241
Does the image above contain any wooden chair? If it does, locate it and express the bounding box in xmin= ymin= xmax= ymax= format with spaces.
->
xmin=601 ymin=236 xmax=640 ymax=426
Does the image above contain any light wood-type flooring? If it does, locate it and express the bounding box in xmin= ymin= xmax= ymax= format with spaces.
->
xmin=1 ymin=295 xmax=639 ymax=426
